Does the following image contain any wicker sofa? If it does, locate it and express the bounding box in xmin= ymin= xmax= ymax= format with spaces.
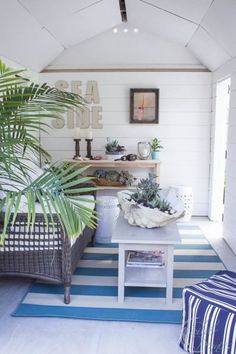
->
xmin=0 ymin=186 xmax=96 ymax=304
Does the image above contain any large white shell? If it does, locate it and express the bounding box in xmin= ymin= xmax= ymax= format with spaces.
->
xmin=117 ymin=188 xmax=185 ymax=228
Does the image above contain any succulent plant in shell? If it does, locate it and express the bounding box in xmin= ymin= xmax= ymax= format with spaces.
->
xmin=128 ymin=174 xmax=173 ymax=214
xmin=130 ymin=174 xmax=160 ymax=204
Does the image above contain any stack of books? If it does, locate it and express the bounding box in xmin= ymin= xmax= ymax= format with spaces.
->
xmin=126 ymin=251 xmax=165 ymax=268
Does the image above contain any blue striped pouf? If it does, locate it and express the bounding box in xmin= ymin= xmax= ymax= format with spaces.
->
xmin=179 ymin=271 xmax=236 ymax=354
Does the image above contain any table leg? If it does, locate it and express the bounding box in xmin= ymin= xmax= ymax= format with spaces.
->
xmin=155 ymin=162 xmax=161 ymax=184
xmin=166 ymin=245 xmax=174 ymax=305
xmin=118 ymin=244 xmax=125 ymax=302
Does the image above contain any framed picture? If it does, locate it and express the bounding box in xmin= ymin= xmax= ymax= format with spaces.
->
xmin=130 ymin=88 xmax=159 ymax=124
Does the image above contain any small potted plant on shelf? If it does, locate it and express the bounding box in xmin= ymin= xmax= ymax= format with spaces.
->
xmin=105 ymin=139 xmax=126 ymax=160
xmin=117 ymin=174 xmax=184 ymax=228
xmin=150 ymin=138 xmax=163 ymax=160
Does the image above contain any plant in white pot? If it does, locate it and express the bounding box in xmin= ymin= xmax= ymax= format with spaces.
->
xmin=117 ymin=175 xmax=184 ymax=228
xmin=150 ymin=138 xmax=163 ymax=160
xmin=105 ymin=139 xmax=126 ymax=160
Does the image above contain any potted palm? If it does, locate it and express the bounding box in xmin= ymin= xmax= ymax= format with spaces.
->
xmin=150 ymin=138 xmax=163 ymax=160
xmin=0 ymin=59 xmax=96 ymax=239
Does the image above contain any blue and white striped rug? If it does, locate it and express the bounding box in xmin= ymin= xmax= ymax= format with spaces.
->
xmin=13 ymin=224 xmax=225 ymax=323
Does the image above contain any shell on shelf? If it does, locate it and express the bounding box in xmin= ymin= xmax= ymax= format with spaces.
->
xmin=117 ymin=188 xmax=185 ymax=228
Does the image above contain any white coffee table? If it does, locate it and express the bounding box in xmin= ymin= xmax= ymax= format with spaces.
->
xmin=111 ymin=215 xmax=181 ymax=304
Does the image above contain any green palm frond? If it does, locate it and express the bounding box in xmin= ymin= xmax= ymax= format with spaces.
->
xmin=0 ymin=59 xmax=97 ymax=239
xmin=1 ymin=164 xmax=97 ymax=239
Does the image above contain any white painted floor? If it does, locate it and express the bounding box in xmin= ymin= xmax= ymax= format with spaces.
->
xmin=0 ymin=217 xmax=235 ymax=354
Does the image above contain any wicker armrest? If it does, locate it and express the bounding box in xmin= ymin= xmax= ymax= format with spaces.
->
xmin=0 ymin=204 xmax=96 ymax=304
xmin=0 ymin=213 xmax=63 ymax=251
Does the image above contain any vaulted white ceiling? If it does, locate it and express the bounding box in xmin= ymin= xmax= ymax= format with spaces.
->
xmin=0 ymin=0 xmax=235 ymax=71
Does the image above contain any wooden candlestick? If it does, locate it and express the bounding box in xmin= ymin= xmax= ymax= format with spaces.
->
xmin=85 ymin=139 xmax=93 ymax=159
xmin=73 ymin=139 xmax=81 ymax=160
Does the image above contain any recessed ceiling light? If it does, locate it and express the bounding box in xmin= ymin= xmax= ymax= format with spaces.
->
xmin=113 ymin=28 xmax=118 ymax=33
xmin=123 ymin=28 xmax=128 ymax=33
xmin=134 ymin=28 xmax=139 ymax=33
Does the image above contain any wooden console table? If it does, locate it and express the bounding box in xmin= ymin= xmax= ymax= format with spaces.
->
xmin=64 ymin=159 xmax=161 ymax=188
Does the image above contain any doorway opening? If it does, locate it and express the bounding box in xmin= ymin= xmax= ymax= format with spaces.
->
xmin=209 ymin=78 xmax=231 ymax=222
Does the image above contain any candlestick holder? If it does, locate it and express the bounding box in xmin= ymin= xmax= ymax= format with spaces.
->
xmin=73 ymin=139 xmax=81 ymax=160
xmin=85 ymin=139 xmax=93 ymax=159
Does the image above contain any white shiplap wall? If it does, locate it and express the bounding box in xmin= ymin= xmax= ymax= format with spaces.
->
xmin=40 ymin=71 xmax=212 ymax=216
xmin=213 ymin=58 xmax=236 ymax=254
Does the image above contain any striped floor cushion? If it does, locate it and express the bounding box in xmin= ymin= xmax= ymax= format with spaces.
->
xmin=179 ymin=270 xmax=236 ymax=354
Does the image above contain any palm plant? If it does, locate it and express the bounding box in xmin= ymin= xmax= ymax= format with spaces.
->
xmin=150 ymin=138 xmax=163 ymax=152
xmin=0 ymin=59 xmax=97 ymax=239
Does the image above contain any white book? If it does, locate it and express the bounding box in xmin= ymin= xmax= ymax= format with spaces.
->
xmin=126 ymin=262 xmax=165 ymax=269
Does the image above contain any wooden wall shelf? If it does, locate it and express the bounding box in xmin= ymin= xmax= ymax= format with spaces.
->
xmin=65 ymin=159 xmax=160 ymax=168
